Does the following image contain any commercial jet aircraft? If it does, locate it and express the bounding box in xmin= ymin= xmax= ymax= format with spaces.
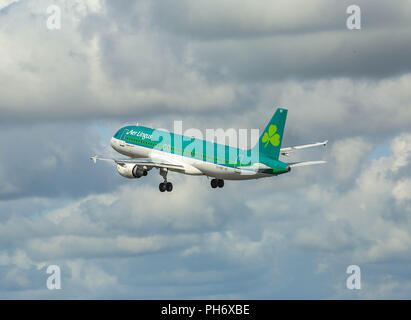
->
xmin=91 ymin=108 xmax=327 ymax=192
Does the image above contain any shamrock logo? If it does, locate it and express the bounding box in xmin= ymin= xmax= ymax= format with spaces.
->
xmin=262 ymin=125 xmax=280 ymax=148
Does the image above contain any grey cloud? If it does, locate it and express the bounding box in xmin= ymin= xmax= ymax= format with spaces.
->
xmin=151 ymin=0 xmax=411 ymax=39
xmin=0 ymin=122 xmax=122 ymax=200
xmin=188 ymin=28 xmax=411 ymax=82
xmin=2 ymin=0 xmax=411 ymax=124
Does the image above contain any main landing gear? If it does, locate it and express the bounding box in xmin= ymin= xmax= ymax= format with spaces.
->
xmin=159 ymin=182 xmax=173 ymax=192
xmin=159 ymin=168 xmax=173 ymax=192
xmin=211 ymin=178 xmax=224 ymax=189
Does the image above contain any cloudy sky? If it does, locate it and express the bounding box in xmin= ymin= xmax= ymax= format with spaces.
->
xmin=0 ymin=0 xmax=410 ymax=299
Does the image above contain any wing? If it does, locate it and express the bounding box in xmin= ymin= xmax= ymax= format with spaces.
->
xmin=287 ymin=160 xmax=327 ymax=168
xmin=90 ymin=156 xmax=185 ymax=171
xmin=281 ymin=140 xmax=328 ymax=156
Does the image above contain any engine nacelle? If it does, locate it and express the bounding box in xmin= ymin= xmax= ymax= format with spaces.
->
xmin=117 ymin=164 xmax=147 ymax=179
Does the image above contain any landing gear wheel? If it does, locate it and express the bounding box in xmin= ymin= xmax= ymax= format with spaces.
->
xmin=211 ymin=179 xmax=218 ymax=189
xmin=159 ymin=168 xmax=169 ymax=192
xmin=217 ymin=179 xmax=224 ymax=188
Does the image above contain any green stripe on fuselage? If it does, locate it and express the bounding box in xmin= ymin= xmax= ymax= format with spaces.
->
xmin=113 ymin=126 xmax=289 ymax=174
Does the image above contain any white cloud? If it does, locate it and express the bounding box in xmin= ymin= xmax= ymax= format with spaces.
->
xmin=293 ymin=134 xmax=411 ymax=264
xmin=393 ymin=179 xmax=411 ymax=201
xmin=330 ymin=137 xmax=372 ymax=181
xmin=0 ymin=0 xmax=19 ymax=10
xmin=0 ymin=0 xmax=236 ymax=121
xmin=65 ymin=260 xmax=118 ymax=294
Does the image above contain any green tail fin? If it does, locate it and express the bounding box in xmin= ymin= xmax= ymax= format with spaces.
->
xmin=254 ymin=108 xmax=287 ymax=160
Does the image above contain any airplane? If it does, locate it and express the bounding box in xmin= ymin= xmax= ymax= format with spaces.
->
xmin=91 ymin=108 xmax=327 ymax=192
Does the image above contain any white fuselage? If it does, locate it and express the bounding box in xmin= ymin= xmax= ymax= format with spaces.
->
xmin=110 ymin=137 xmax=271 ymax=180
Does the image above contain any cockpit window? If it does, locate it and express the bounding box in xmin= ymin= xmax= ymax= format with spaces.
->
xmin=114 ymin=129 xmax=122 ymax=139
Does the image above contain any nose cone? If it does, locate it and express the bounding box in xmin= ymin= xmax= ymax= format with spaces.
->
xmin=110 ymin=137 xmax=116 ymax=149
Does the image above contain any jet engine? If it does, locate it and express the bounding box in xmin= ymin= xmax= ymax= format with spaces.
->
xmin=117 ymin=164 xmax=148 ymax=179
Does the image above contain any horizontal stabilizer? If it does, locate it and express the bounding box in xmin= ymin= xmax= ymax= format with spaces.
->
xmin=288 ymin=160 xmax=327 ymax=168
xmin=281 ymin=140 xmax=328 ymax=156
